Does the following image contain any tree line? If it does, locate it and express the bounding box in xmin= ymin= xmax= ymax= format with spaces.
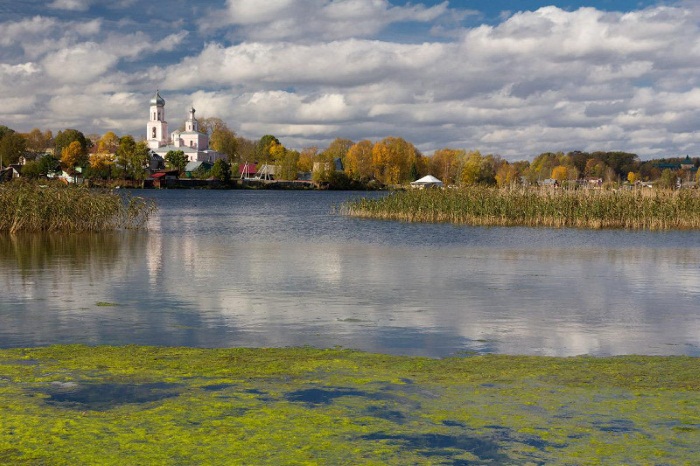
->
xmin=2 ymin=123 xmax=698 ymax=187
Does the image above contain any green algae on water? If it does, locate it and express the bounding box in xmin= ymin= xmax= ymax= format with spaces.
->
xmin=0 ymin=345 xmax=698 ymax=464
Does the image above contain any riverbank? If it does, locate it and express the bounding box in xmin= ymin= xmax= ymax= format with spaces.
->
xmin=343 ymin=187 xmax=700 ymax=229
xmin=0 ymin=345 xmax=697 ymax=464
xmin=87 ymin=176 xmax=380 ymax=190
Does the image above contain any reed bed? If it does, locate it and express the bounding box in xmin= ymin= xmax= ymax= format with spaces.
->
xmin=0 ymin=182 xmax=156 ymax=233
xmin=343 ymin=187 xmax=700 ymax=230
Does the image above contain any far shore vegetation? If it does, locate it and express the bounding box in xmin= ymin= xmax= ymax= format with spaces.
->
xmin=0 ymin=345 xmax=697 ymax=464
xmin=1 ymin=123 xmax=699 ymax=191
xmin=0 ymin=181 xmax=155 ymax=233
xmin=343 ymin=186 xmax=700 ymax=230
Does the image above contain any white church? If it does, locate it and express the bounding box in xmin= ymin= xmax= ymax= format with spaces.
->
xmin=146 ymin=90 xmax=225 ymax=163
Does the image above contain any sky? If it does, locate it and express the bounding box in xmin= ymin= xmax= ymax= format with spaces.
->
xmin=1 ymin=0 xmax=699 ymax=160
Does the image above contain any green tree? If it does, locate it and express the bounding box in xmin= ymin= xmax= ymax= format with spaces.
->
xmin=113 ymin=137 xmax=150 ymax=181
xmin=527 ymin=152 xmax=563 ymax=183
xmin=658 ymin=168 xmax=676 ymax=189
xmin=165 ymin=150 xmax=188 ymax=174
xmin=210 ymin=159 xmax=231 ymax=182
xmin=24 ymin=128 xmax=53 ymax=156
xmin=256 ymin=135 xmax=280 ymax=164
xmin=322 ymin=138 xmax=353 ymax=165
xmin=460 ymin=151 xmax=484 ymax=186
xmin=568 ymin=151 xmax=590 ymax=176
xmin=210 ymin=126 xmax=238 ymax=163
xmin=37 ymin=154 xmax=59 ymax=176
xmin=236 ymin=137 xmax=257 ymax=163
xmin=190 ymin=165 xmax=211 ymax=180
xmin=88 ymin=153 xmax=114 ymax=180
xmin=275 ymin=148 xmax=300 ymax=180
xmin=115 ymin=136 xmax=136 ymax=179
xmin=0 ymin=130 xmax=27 ymax=166
xmin=0 ymin=125 xmax=13 ymax=140
xmin=593 ymin=151 xmax=639 ymax=179
xmin=54 ymin=129 xmax=89 ymax=157
xmin=130 ymin=142 xmax=151 ymax=182
xmin=584 ymin=158 xmax=607 ymax=178
xmin=480 ymin=154 xmax=499 ymax=186
xmin=20 ymin=160 xmax=42 ymax=179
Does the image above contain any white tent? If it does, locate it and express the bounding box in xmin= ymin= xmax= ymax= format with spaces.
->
xmin=410 ymin=175 xmax=444 ymax=189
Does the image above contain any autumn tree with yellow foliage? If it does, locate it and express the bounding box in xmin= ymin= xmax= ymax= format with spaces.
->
xmin=60 ymin=140 xmax=87 ymax=176
xmin=430 ymin=148 xmax=464 ymax=186
xmin=97 ymin=131 xmax=120 ymax=154
xmin=371 ymin=137 xmax=419 ymax=185
xmin=298 ymin=146 xmax=318 ymax=173
xmin=345 ymin=140 xmax=374 ymax=181
xmin=495 ymin=162 xmax=518 ymax=187
xmin=551 ymin=165 xmax=569 ymax=183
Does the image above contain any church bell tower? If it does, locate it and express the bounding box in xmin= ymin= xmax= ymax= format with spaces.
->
xmin=147 ymin=90 xmax=168 ymax=149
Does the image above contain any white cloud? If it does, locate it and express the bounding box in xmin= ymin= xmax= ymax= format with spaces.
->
xmin=0 ymin=96 xmax=38 ymax=115
xmin=202 ymin=0 xmax=450 ymax=41
xmin=48 ymin=0 xmax=93 ymax=12
xmin=0 ymin=62 xmax=40 ymax=77
xmin=162 ymin=39 xmax=446 ymax=90
xmin=43 ymin=43 xmax=119 ymax=83
xmin=0 ymin=16 xmax=57 ymax=47
xmin=0 ymin=16 xmax=102 ymax=61
xmin=101 ymin=31 xmax=189 ymax=61
xmin=47 ymin=92 xmax=144 ymax=132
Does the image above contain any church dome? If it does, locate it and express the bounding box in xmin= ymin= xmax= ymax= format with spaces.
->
xmin=150 ymin=90 xmax=165 ymax=106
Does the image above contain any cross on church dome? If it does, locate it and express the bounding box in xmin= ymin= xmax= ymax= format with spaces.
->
xmin=150 ymin=90 xmax=165 ymax=106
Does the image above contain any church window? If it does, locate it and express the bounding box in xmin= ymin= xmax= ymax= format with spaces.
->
xmin=158 ymin=112 xmax=161 ymax=121
xmin=152 ymin=127 xmax=156 ymax=138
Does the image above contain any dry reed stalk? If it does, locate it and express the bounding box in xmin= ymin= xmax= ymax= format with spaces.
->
xmin=0 ymin=181 xmax=155 ymax=233
xmin=342 ymin=187 xmax=700 ymax=230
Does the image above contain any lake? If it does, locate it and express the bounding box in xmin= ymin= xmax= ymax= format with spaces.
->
xmin=1 ymin=189 xmax=699 ymax=357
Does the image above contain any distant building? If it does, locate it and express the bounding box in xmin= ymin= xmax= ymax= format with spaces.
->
xmin=146 ymin=90 xmax=226 ymax=164
xmin=680 ymin=155 xmax=695 ymax=171
xmin=656 ymin=155 xmax=698 ymax=173
xmin=239 ymin=162 xmax=257 ymax=179
xmin=540 ymin=178 xmax=559 ymax=187
xmin=411 ymin=175 xmax=444 ymax=189
xmin=0 ymin=166 xmax=21 ymax=182
xmin=312 ymin=158 xmax=344 ymax=173
xmin=184 ymin=161 xmax=213 ymax=177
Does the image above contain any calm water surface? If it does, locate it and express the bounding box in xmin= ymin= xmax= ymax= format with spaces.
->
xmin=1 ymin=190 xmax=699 ymax=357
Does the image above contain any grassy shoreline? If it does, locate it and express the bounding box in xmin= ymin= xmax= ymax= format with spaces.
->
xmin=0 ymin=181 xmax=156 ymax=233
xmin=344 ymin=187 xmax=700 ymax=230
xmin=1 ymin=345 xmax=698 ymax=464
